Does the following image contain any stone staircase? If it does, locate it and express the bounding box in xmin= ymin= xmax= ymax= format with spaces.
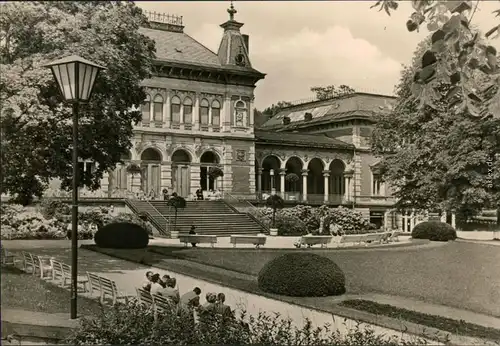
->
xmin=124 ymin=199 xmax=170 ymax=237
xmin=149 ymin=200 xmax=266 ymax=236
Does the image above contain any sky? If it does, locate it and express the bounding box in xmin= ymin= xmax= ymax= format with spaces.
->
xmin=136 ymin=1 xmax=500 ymax=110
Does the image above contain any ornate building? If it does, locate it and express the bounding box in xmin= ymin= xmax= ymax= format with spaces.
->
xmin=103 ymin=5 xmax=265 ymax=199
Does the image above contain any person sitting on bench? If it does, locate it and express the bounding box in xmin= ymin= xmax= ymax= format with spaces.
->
xmin=189 ymin=225 xmax=197 ymax=247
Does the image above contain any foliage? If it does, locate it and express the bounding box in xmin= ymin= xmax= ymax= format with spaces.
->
xmin=103 ymin=212 xmax=153 ymax=235
xmin=262 ymin=101 xmax=293 ymax=117
xmin=370 ymin=0 xmax=500 ymax=119
xmin=127 ymin=163 xmax=142 ymax=175
xmin=371 ymin=30 xmax=500 ymax=219
xmin=208 ymin=166 xmax=224 ymax=179
xmin=285 ymin=172 xmax=299 ymax=182
xmin=251 ymin=205 xmax=372 ymax=236
xmin=65 ymin=300 xmax=423 ymax=346
xmin=167 ymin=195 xmax=187 ymax=231
xmin=310 ymin=84 xmax=356 ymax=100
xmin=94 ymin=222 xmax=149 ymax=249
xmin=258 ymin=253 xmax=346 ymax=297
xmin=0 ymin=2 xmax=156 ymax=203
xmin=0 ymin=209 xmax=66 ymax=239
xmin=411 ymin=221 xmax=457 ymax=241
xmin=40 ymin=199 xmax=70 ymax=219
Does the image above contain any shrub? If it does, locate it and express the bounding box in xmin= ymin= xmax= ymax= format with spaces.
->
xmin=103 ymin=212 xmax=153 ymax=235
xmin=411 ymin=221 xmax=457 ymax=241
xmin=66 ymin=300 xmax=426 ymax=345
xmin=40 ymin=199 xmax=70 ymax=219
xmin=258 ymin=253 xmax=346 ymax=297
xmin=94 ymin=222 xmax=149 ymax=249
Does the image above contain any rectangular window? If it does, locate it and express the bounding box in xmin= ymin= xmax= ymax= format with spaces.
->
xmin=200 ymin=107 xmax=209 ymax=125
xmin=212 ymin=108 xmax=220 ymax=126
xmin=171 ymin=104 xmax=181 ymax=123
xmin=141 ymin=102 xmax=150 ymax=122
xmin=372 ymin=174 xmax=383 ymax=195
xmin=153 ymin=102 xmax=163 ymax=122
xmin=183 ymin=105 xmax=193 ymax=124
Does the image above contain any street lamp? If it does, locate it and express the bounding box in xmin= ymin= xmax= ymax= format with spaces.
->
xmin=270 ymin=169 xmax=275 ymax=195
xmin=43 ymin=55 xmax=105 ymax=319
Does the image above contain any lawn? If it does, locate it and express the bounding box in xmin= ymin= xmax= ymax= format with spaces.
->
xmin=1 ymin=265 xmax=102 ymax=316
xmin=148 ymin=241 xmax=500 ymax=317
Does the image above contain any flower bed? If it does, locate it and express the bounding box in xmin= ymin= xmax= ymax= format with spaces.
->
xmin=0 ymin=202 xmax=152 ymax=240
xmin=249 ymin=205 xmax=376 ymax=236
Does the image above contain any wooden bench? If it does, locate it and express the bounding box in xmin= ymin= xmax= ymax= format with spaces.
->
xmin=50 ymin=259 xmax=89 ymax=291
xmin=136 ymin=288 xmax=154 ymax=307
xmin=21 ymin=251 xmax=35 ymax=273
xmin=363 ymin=232 xmax=386 ymax=245
xmin=151 ymin=293 xmax=173 ymax=313
xmin=32 ymin=254 xmax=52 ymax=279
xmin=388 ymin=230 xmax=400 ymax=242
xmin=178 ymin=235 xmax=218 ymax=248
xmin=300 ymin=235 xmax=333 ymax=248
xmin=99 ymin=275 xmax=131 ymax=306
xmin=1 ymin=246 xmax=16 ymax=266
xmin=230 ymin=235 xmax=266 ymax=249
xmin=87 ymin=272 xmax=102 ymax=297
xmin=338 ymin=234 xmax=365 ymax=246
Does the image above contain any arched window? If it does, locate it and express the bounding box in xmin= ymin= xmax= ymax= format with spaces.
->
xmin=171 ymin=96 xmax=181 ymax=123
xmin=234 ymin=100 xmax=247 ymax=127
xmin=183 ymin=97 xmax=193 ymax=124
xmin=153 ymin=94 xmax=163 ymax=122
xmin=211 ymin=100 xmax=221 ymax=126
xmin=200 ymin=99 xmax=209 ymax=125
xmin=141 ymin=95 xmax=151 ymax=123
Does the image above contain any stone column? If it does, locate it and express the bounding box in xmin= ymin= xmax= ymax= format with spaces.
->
xmin=396 ymin=212 xmax=403 ymax=231
xmin=323 ymin=170 xmax=330 ymax=203
xmin=441 ymin=211 xmax=447 ymax=223
xmin=164 ymin=92 xmax=171 ymax=129
xmin=190 ymin=163 xmax=201 ymax=196
xmin=249 ymin=96 xmax=255 ymax=133
xmin=383 ymin=210 xmax=390 ymax=230
xmin=100 ymin=171 xmax=110 ymax=197
xmin=279 ymin=169 xmax=286 ymax=198
xmin=344 ymin=172 xmax=353 ymax=203
xmin=160 ymin=162 xmax=171 ymax=191
xmin=130 ymin=173 xmax=141 ymax=194
xmin=302 ymin=169 xmax=308 ymax=202
xmin=403 ymin=211 xmax=408 ymax=233
xmin=194 ymin=93 xmax=200 ymax=131
xmin=257 ymin=168 xmax=263 ymax=196
xmin=451 ymin=212 xmax=456 ymax=228
xmin=409 ymin=210 xmax=415 ymax=232
xmin=222 ymin=93 xmax=231 ymax=132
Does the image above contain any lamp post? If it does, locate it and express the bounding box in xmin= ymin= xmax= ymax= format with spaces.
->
xmin=43 ymin=55 xmax=105 ymax=319
xmin=270 ymin=169 xmax=275 ymax=195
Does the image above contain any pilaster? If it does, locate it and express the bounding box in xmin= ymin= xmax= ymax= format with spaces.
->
xmin=249 ymin=144 xmax=256 ymax=194
xmin=164 ymin=92 xmax=171 ymax=128
xmin=194 ymin=93 xmax=200 ymax=131
xmin=100 ymin=171 xmax=110 ymax=197
xmin=223 ymin=145 xmax=233 ymax=192
xmin=160 ymin=162 xmax=172 ymax=191
xmin=353 ymin=154 xmax=362 ymax=202
xmin=222 ymin=93 xmax=231 ymax=132
xmin=190 ymin=163 xmax=201 ymax=195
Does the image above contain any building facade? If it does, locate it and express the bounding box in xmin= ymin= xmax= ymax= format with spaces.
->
xmin=102 ymin=7 xmax=265 ymax=199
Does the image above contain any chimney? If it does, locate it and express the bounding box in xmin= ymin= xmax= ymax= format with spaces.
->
xmin=242 ymin=34 xmax=249 ymax=53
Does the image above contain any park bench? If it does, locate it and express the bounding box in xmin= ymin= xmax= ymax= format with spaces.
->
xmin=32 ymin=254 xmax=53 ymax=279
xmin=1 ymin=246 xmax=16 ymax=266
xmin=388 ymin=230 xmax=400 ymax=242
xmin=21 ymin=251 xmax=35 ymax=273
xmin=87 ymin=272 xmax=102 ymax=297
xmin=136 ymin=288 xmax=154 ymax=307
xmin=300 ymin=235 xmax=333 ymax=248
xmin=51 ymin=259 xmax=89 ymax=291
xmin=338 ymin=234 xmax=365 ymax=246
xmin=99 ymin=275 xmax=132 ymax=306
xmin=363 ymin=232 xmax=386 ymax=245
xmin=178 ymin=235 xmax=218 ymax=248
xmin=230 ymin=235 xmax=267 ymax=249
xmin=152 ymin=293 xmax=174 ymax=314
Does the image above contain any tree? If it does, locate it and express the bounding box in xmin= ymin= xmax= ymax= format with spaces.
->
xmin=262 ymin=101 xmax=293 ymax=117
xmin=371 ymin=32 xmax=500 ymax=222
xmin=310 ymin=84 xmax=356 ymax=100
xmin=0 ymin=2 xmax=155 ymax=204
xmin=167 ymin=195 xmax=187 ymax=232
xmin=370 ymin=0 xmax=500 ymax=120
xmin=265 ymin=194 xmax=284 ymax=229
xmin=285 ymin=173 xmax=299 ymax=192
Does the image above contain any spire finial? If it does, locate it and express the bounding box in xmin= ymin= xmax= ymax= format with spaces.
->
xmin=228 ymin=1 xmax=237 ymax=21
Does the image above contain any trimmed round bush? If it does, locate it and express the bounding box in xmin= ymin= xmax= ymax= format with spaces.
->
xmin=411 ymin=221 xmax=457 ymax=241
xmin=257 ymin=253 xmax=346 ymax=297
xmin=94 ymin=222 xmax=149 ymax=249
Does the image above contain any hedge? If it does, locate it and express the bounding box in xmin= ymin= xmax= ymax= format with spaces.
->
xmin=411 ymin=221 xmax=457 ymax=241
xmin=94 ymin=222 xmax=149 ymax=249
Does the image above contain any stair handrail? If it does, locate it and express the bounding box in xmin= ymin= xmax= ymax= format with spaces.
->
xmin=146 ymin=200 xmax=171 ymax=234
xmin=125 ymin=199 xmax=170 ymax=237
xmin=222 ymin=192 xmax=270 ymax=233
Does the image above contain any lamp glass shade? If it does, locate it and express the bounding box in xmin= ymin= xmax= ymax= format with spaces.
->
xmin=44 ymin=55 xmax=105 ymax=102
xmin=270 ymin=169 xmax=274 ymax=176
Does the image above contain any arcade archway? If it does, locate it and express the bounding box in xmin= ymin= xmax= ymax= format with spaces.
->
xmin=200 ymin=151 xmax=220 ymax=191
xmin=171 ymin=149 xmax=191 ymax=197
xmin=140 ymin=148 xmax=162 ymax=197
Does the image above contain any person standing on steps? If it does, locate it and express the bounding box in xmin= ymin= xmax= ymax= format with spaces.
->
xmin=189 ymin=225 xmax=197 ymax=247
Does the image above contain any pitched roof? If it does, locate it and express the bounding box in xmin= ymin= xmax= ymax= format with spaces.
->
xmin=260 ymin=92 xmax=395 ymax=129
xmin=255 ymin=130 xmax=354 ymax=150
xmin=140 ymin=27 xmax=221 ymax=67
